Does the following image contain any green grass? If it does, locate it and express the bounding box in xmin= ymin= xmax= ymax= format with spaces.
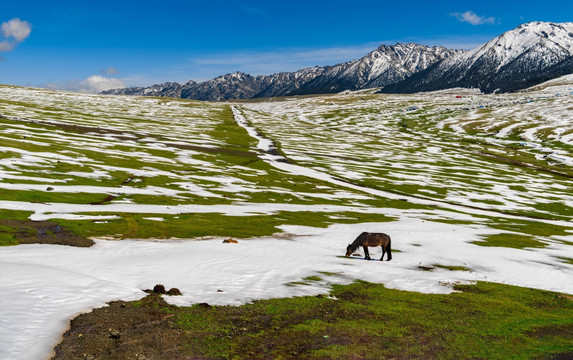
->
xmin=0 ymin=223 xmax=19 ymax=246
xmin=0 ymin=210 xmax=35 ymax=246
xmin=52 ymin=211 xmax=396 ymax=240
xmin=434 ymin=264 xmax=472 ymax=271
xmin=470 ymin=198 xmax=506 ymax=206
xmin=473 ymin=233 xmax=547 ymax=249
xmin=286 ymin=276 xmax=324 ymax=287
xmin=1 ymin=100 xmax=406 ymax=244
xmin=1 ymin=87 xmax=572 ymax=249
xmin=487 ymin=219 xmax=572 ymax=244
xmin=0 ymin=188 xmax=114 ymax=204
xmin=162 ymin=281 xmax=573 ymax=359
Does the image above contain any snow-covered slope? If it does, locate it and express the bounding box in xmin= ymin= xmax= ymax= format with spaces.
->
xmin=462 ymin=21 xmax=573 ymax=70
xmin=382 ymin=22 xmax=573 ymax=94
xmin=2 ymin=83 xmax=573 ymax=359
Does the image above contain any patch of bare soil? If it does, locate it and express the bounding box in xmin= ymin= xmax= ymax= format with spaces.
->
xmin=0 ymin=219 xmax=94 ymax=247
xmin=52 ymin=294 xmax=191 ymax=360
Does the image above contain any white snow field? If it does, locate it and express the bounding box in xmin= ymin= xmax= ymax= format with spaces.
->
xmin=0 ymin=78 xmax=572 ymax=359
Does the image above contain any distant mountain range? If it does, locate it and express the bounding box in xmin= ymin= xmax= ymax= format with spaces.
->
xmin=102 ymin=21 xmax=573 ymax=100
xmin=381 ymin=21 xmax=573 ymax=94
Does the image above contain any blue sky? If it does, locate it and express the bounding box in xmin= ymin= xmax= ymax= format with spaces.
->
xmin=1 ymin=0 xmax=572 ymax=92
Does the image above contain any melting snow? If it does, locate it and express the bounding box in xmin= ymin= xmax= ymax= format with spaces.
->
xmin=1 ymin=217 xmax=572 ymax=360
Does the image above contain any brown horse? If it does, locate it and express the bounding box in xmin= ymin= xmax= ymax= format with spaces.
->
xmin=345 ymin=232 xmax=392 ymax=261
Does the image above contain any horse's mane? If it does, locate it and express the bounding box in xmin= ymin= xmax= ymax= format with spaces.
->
xmin=348 ymin=232 xmax=367 ymax=253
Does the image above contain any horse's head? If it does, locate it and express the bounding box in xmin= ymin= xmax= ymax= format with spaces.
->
xmin=345 ymin=244 xmax=352 ymax=257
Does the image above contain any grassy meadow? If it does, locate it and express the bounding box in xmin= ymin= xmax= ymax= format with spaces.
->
xmin=1 ymin=83 xmax=572 ymax=359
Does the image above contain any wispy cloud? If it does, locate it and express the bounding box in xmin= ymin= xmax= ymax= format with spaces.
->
xmin=100 ymin=66 xmax=119 ymax=75
xmin=185 ymin=43 xmax=380 ymax=80
xmin=191 ymin=46 xmax=374 ymax=67
xmin=113 ymin=38 xmax=492 ymax=87
xmin=45 ymin=75 xmax=125 ymax=93
xmin=0 ymin=18 xmax=32 ymax=52
xmin=182 ymin=37 xmax=491 ymax=82
xmin=450 ymin=11 xmax=497 ymax=25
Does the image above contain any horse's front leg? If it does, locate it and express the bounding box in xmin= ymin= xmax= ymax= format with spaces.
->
xmin=363 ymin=246 xmax=371 ymax=260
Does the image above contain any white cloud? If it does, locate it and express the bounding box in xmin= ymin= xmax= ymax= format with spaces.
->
xmin=2 ymin=18 xmax=31 ymax=41
xmin=81 ymin=75 xmax=125 ymax=92
xmin=450 ymin=11 xmax=496 ymax=25
xmin=0 ymin=18 xmax=32 ymax=52
xmin=46 ymin=75 xmax=125 ymax=93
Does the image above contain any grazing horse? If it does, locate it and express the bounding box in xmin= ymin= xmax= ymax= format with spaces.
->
xmin=345 ymin=232 xmax=392 ymax=261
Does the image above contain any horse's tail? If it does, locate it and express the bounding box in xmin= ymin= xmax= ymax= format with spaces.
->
xmin=386 ymin=236 xmax=392 ymax=261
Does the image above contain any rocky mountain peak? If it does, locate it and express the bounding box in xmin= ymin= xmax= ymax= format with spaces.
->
xmin=380 ymin=21 xmax=573 ymax=94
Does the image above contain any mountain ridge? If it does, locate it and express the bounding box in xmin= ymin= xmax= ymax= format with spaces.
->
xmin=102 ymin=21 xmax=573 ymax=100
xmin=381 ymin=21 xmax=573 ymax=94
xmin=102 ymin=43 xmax=462 ymax=101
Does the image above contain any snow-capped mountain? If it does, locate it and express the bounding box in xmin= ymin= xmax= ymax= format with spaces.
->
xmin=104 ymin=81 xmax=193 ymax=98
xmin=287 ymin=43 xmax=463 ymax=95
xmin=102 ymin=44 xmax=460 ymax=101
xmin=381 ymin=22 xmax=573 ymax=94
xmin=102 ymin=22 xmax=573 ymax=100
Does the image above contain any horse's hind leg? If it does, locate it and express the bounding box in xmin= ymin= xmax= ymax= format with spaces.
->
xmin=380 ymin=245 xmax=385 ymax=261
xmin=363 ymin=246 xmax=371 ymax=260
xmin=386 ymin=241 xmax=392 ymax=261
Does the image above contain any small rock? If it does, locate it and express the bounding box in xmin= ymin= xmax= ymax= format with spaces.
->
xmin=46 ymin=187 xmax=54 ymax=191
xmin=217 ymin=289 xmax=223 ymax=293
xmin=109 ymin=328 xmax=120 ymax=339
xmin=197 ymin=302 xmax=212 ymax=309
xmin=167 ymin=288 xmax=182 ymax=296
xmin=153 ymin=284 xmax=167 ymax=294
xmin=222 ymin=238 xmax=238 ymax=244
